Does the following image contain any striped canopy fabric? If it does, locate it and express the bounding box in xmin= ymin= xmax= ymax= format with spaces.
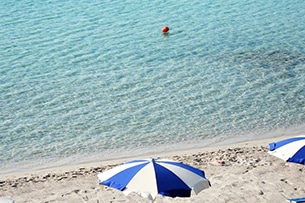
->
xmin=269 ymin=135 xmax=305 ymax=165
xmin=98 ymin=158 xmax=210 ymax=201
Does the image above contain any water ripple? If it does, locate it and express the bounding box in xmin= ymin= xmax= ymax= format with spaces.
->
xmin=1 ymin=0 xmax=305 ymax=173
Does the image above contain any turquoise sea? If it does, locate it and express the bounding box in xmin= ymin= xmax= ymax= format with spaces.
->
xmin=1 ymin=0 xmax=305 ymax=174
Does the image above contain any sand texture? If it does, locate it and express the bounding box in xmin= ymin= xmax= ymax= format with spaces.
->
xmin=1 ymin=138 xmax=305 ymax=203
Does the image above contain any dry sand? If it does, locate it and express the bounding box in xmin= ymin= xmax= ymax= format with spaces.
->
xmin=1 ymin=137 xmax=305 ymax=203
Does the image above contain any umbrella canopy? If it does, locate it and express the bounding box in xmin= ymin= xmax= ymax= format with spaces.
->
xmin=98 ymin=158 xmax=210 ymax=201
xmin=269 ymin=135 xmax=305 ymax=165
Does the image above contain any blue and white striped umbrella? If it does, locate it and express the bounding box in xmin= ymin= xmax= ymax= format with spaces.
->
xmin=98 ymin=158 xmax=211 ymax=201
xmin=269 ymin=135 xmax=305 ymax=165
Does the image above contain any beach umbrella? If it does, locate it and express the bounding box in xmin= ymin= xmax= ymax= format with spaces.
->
xmin=98 ymin=158 xmax=210 ymax=201
xmin=269 ymin=135 xmax=305 ymax=165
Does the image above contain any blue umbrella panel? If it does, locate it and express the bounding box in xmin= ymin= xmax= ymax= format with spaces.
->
xmin=269 ymin=136 xmax=305 ymax=165
xmin=98 ymin=158 xmax=211 ymax=201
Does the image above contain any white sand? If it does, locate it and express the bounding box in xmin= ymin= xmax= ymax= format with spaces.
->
xmin=1 ymin=136 xmax=305 ymax=203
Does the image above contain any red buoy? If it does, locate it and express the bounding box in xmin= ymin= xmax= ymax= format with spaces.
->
xmin=162 ymin=26 xmax=169 ymax=33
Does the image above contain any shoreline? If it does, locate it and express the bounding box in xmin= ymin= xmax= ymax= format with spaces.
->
xmin=1 ymin=135 xmax=305 ymax=202
xmin=1 ymin=127 xmax=301 ymax=176
xmin=2 ymin=123 xmax=305 ymax=176
xmin=0 ymin=135 xmax=287 ymax=177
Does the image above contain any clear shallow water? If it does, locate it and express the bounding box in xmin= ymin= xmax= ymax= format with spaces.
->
xmin=1 ymin=0 xmax=305 ymax=174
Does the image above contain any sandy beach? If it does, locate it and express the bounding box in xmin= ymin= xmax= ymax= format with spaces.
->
xmin=1 ymin=136 xmax=305 ymax=203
